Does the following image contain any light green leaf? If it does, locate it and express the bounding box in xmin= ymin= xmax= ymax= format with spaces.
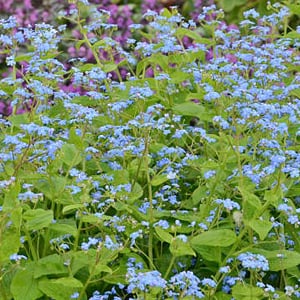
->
xmin=173 ymin=102 xmax=206 ymax=118
xmin=232 ymin=283 xmax=263 ymax=299
xmin=155 ymin=227 xmax=172 ymax=243
xmin=23 ymin=209 xmax=53 ymax=231
xmin=0 ymin=229 xmax=21 ymax=263
xmin=34 ymin=254 xmax=68 ymax=278
xmin=48 ymin=220 xmax=78 ymax=237
xmin=103 ymin=63 xmax=117 ymax=72
xmin=192 ymin=245 xmax=221 ymax=263
xmin=127 ymin=182 xmax=143 ymax=204
xmin=11 ymin=266 xmax=43 ymax=300
xmin=38 ymin=277 xmax=83 ymax=300
xmin=239 ymin=186 xmax=262 ymax=221
xmin=60 ymin=143 xmax=82 ymax=167
xmin=191 ymin=229 xmax=237 ymax=248
xmin=219 ymin=0 xmax=248 ymax=12
xmin=92 ymin=264 xmax=112 ymax=276
xmin=63 ymin=204 xmax=85 ymax=215
xmin=263 ymin=250 xmax=300 ymax=271
xmin=247 ymin=219 xmax=273 ymax=240
xmin=151 ymin=174 xmax=169 ymax=186
xmin=176 ymin=28 xmax=213 ymax=45
xmin=170 ymin=238 xmax=196 ymax=257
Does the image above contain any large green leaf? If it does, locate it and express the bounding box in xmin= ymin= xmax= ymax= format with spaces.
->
xmin=48 ymin=220 xmax=78 ymax=237
xmin=232 ymin=283 xmax=263 ymax=299
xmin=218 ymin=0 xmax=248 ymax=12
xmin=127 ymin=182 xmax=143 ymax=204
xmin=191 ymin=229 xmax=237 ymax=248
xmin=34 ymin=254 xmax=68 ymax=278
xmin=239 ymin=186 xmax=262 ymax=221
xmin=151 ymin=174 xmax=169 ymax=186
xmin=263 ymin=250 xmax=300 ymax=271
xmin=38 ymin=277 xmax=83 ymax=300
xmin=173 ymin=102 xmax=206 ymax=118
xmin=170 ymin=238 xmax=196 ymax=258
xmin=11 ymin=266 xmax=43 ymax=300
xmin=0 ymin=229 xmax=21 ymax=263
xmin=23 ymin=209 xmax=53 ymax=231
xmin=155 ymin=227 xmax=172 ymax=243
xmin=35 ymin=176 xmax=67 ymax=201
xmin=247 ymin=219 xmax=273 ymax=240
xmin=256 ymin=250 xmax=300 ymax=271
xmin=192 ymin=245 xmax=221 ymax=263
xmin=60 ymin=143 xmax=82 ymax=167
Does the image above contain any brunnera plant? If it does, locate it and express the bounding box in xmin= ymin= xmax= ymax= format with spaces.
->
xmin=0 ymin=1 xmax=300 ymax=299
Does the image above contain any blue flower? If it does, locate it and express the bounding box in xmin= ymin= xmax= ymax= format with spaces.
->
xmin=10 ymin=254 xmax=27 ymax=261
xmin=237 ymin=252 xmax=269 ymax=271
xmin=168 ymin=271 xmax=204 ymax=298
xmin=202 ymin=278 xmax=217 ymax=288
xmin=154 ymin=220 xmax=169 ymax=229
xmin=215 ymin=199 xmax=241 ymax=211
xmin=127 ymin=270 xmax=166 ymax=293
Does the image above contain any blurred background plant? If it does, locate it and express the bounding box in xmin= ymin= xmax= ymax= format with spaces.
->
xmin=0 ymin=0 xmax=299 ymax=27
xmin=0 ymin=0 xmax=299 ymax=117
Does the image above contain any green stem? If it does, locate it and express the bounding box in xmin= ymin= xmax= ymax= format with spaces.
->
xmin=23 ymin=226 xmax=38 ymax=262
xmin=164 ymin=255 xmax=176 ymax=279
xmin=78 ymin=249 xmax=102 ymax=299
xmin=73 ymin=217 xmax=83 ymax=251
xmin=0 ymin=281 xmax=8 ymax=300
xmin=144 ymin=130 xmax=154 ymax=267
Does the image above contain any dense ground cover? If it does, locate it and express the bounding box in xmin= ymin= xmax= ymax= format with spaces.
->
xmin=0 ymin=1 xmax=300 ymax=299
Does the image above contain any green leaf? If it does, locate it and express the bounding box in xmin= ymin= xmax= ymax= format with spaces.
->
xmin=214 ymin=292 xmax=233 ymax=300
xmin=103 ymin=63 xmax=117 ymax=72
xmin=264 ymin=189 xmax=282 ymax=207
xmin=218 ymin=0 xmax=248 ymax=12
xmin=191 ymin=229 xmax=237 ymax=248
xmin=286 ymin=31 xmax=300 ymax=39
xmin=232 ymin=283 xmax=263 ymax=299
xmin=263 ymin=250 xmax=300 ymax=271
xmin=3 ymin=182 xmax=21 ymax=209
xmin=239 ymin=187 xmax=262 ymax=221
xmin=192 ymin=245 xmax=221 ymax=263
xmin=48 ymin=220 xmax=78 ymax=237
xmin=247 ymin=219 xmax=273 ymax=240
xmin=155 ymin=227 xmax=172 ymax=243
xmin=287 ymin=4 xmax=300 ymax=15
xmin=127 ymin=182 xmax=143 ymax=204
xmin=60 ymin=143 xmax=82 ymax=167
xmin=176 ymin=28 xmax=213 ymax=45
xmin=78 ymin=63 xmax=96 ymax=72
xmin=0 ymin=229 xmax=21 ymax=263
xmin=63 ymin=204 xmax=85 ymax=215
xmin=11 ymin=266 xmax=43 ymax=300
xmin=34 ymin=254 xmax=68 ymax=278
xmin=249 ymin=248 xmax=300 ymax=272
xmin=38 ymin=277 xmax=83 ymax=300
xmin=14 ymin=54 xmax=33 ymax=62
xmin=8 ymin=113 xmax=30 ymax=128
xmin=192 ymin=185 xmax=208 ymax=206
xmin=169 ymin=70 xmax=191 ymax=84
xmin=10 ymin=207 xmax=22 ymax=231
xmin=35 ymin=176 xmax=67 ymax=201
xmin=173 ymin=102 xmax=206 ymax=118
xmin=70 ymin=251 xmax=91 ymax=275
xmin=92 ymin=264 xmax=112 ymax=276
xmin=170 ymin=238 xmax=196 ymax=257
xmin=151 ymin=174 xmax=169 ymax=186
xmin=72 ymin=96 xmax=98 ymax=107
xmin=23 ymin=209 xmax=53 ymax=231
